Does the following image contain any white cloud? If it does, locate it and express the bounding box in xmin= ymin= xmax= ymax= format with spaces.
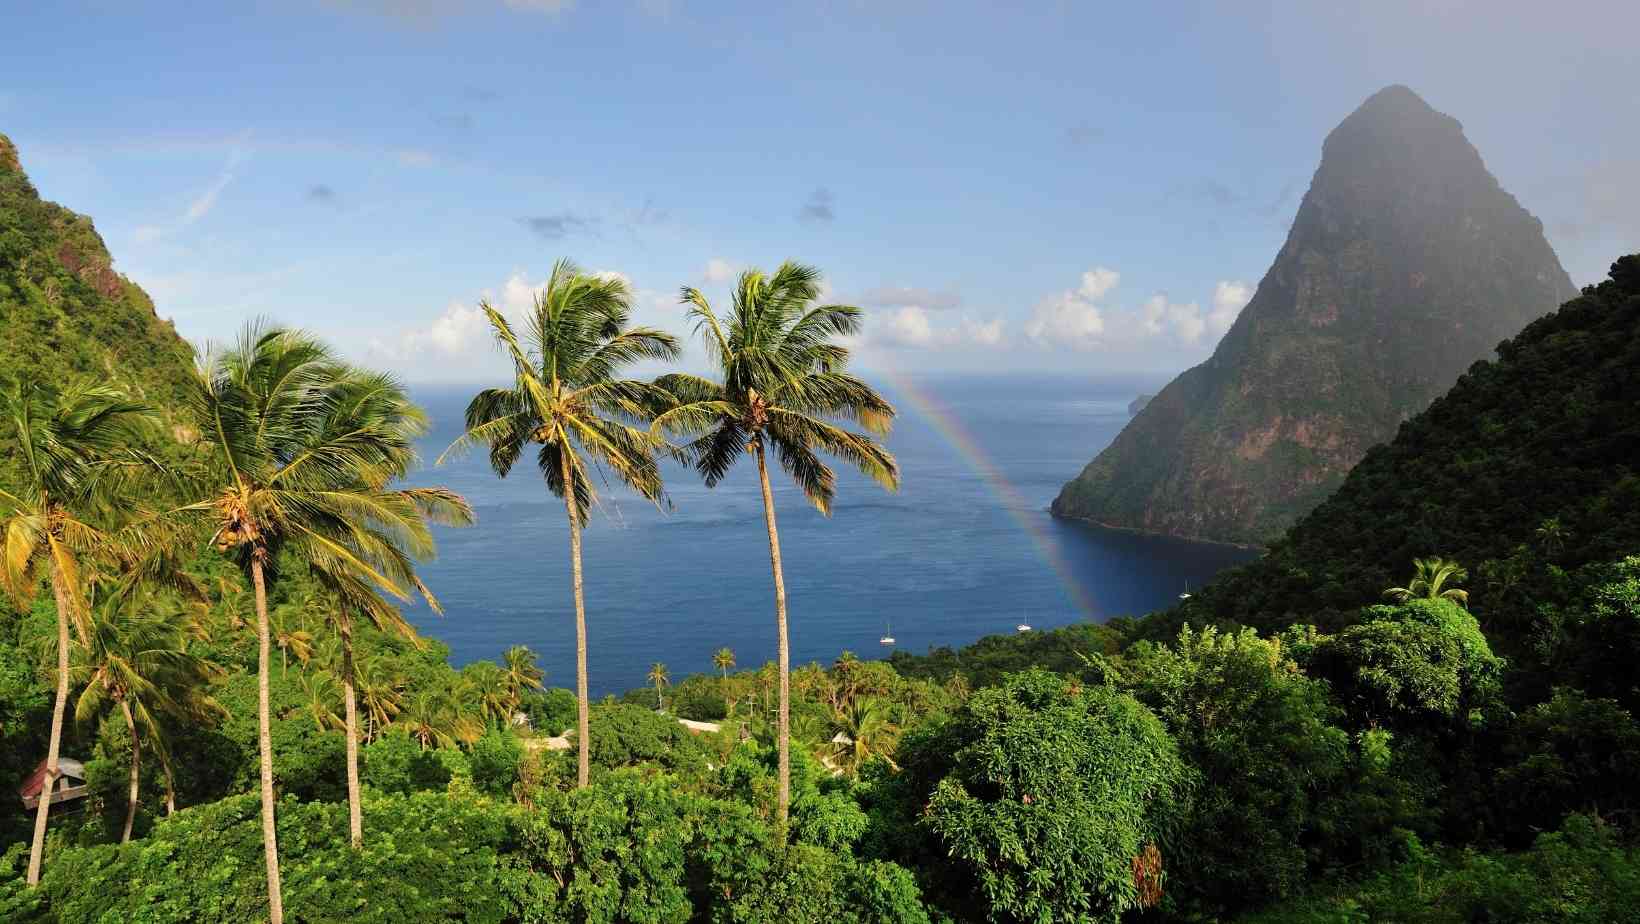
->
xmin=1211 ymin=280 xmax=1253 ymax=331
xmin=872 ymin=306 xmax=1008 ymax=350
xmin=1026 ymin=267 xmax=1251 ymax=351
xmin=1078 ymin=267 xmax=1120 ymax=301
xmin=966 ymin=317 xmax=1005 ymax=347
xmin=369 ymin=267 xmax=685 ymax=372
xmin=370 ymin=271 xmax=539 ymax=363
xmin=1025 ymin=290 xmax=1107 ymax=348
xmin=701 ymin=258 xmax=738 ymax=284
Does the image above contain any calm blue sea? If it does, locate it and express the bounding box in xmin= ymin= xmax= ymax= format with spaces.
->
xmin=401 ymin=374 xmax=1257 ymax=695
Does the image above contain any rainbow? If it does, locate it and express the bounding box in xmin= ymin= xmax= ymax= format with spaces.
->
xmin=875 ymin=370 xmax=1099 ymax=621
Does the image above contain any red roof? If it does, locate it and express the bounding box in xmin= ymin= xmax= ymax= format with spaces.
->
xmin=17 ymin=758 xmax=86 ymax=802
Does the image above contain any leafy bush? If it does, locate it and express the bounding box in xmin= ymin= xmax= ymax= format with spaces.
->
xmin=468 ymin=727 xmax=523 ymax=797
xmin=362 ymin=729 xmax=453 ymax=794
xmin=1125 ymin=626 xmax=1353 ymax=914
xmin=896 ymin=668 xmax=1192 ymax=924
xmin=584 ymin=702 xmax=706 ymax=775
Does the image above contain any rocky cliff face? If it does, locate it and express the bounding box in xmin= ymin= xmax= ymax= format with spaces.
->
xmin=1051 ymin=86 xmax=1576 ymax=545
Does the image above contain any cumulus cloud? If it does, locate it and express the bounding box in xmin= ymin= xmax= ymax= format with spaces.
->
xmin=369 ymin=266 xmax=685 ymax=373
xmin=1024 ymin=290 xmax=1107 ymax=348
xmin=701 ymin=258 xmax=738 ymax=284
xmin=798 ymin=187 xmax=835 ymax=223
xmin=1025 ymin=267 xmax=1252 ymax=351
xmin=370 ymin=271 xmax=539 ymax=363
xmin=1077 ymin=267 xmax=1120 ymax=301
xmin=1210 ymin=280 xmax=1253 ymax=330
xmin=872 ymin=306 xmax=1007 ymax=350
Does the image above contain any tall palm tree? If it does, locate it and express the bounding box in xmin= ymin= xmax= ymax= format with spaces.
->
xmin=303 ymin=365 xmax=471 ymax=850
xmin=1384 ymin=556 xmax=1470 ymax=607
xmin=0 ymin=378 xmax=152 ymax=885
xmin=159 ymin=325 xmax=453 ymax=924
xmin=648 ymin=662 xmax=670 ymax=711
xmin=713 ymin=646 xmax=735 ymax=680
xmin=441 ymin=259 xmax=679 ymax=788
xmin=71 ymin=585 xmax=223 ymax=842
xmin=652 ymin=261 xmax=899 ymax=833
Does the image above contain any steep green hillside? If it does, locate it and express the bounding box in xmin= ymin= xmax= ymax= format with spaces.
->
xmin=1181 ymin=255 xmax=1640 ymax=636
xmin=0 ymin=132 xmax=195 ymax=434
xmin=1052 ymin=86 xmax=1575 ymax=544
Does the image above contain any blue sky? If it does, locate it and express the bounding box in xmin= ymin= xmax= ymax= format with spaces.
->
xmin=4 ymin=0 xmax=1635 ymax=381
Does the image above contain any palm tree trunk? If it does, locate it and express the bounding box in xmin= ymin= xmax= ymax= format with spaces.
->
xmin=339 ymin=610 xmax=362 ymax=849
xmin=559 ymin=449 xmax=591 ymax=789
xmin=251 ymin=558 xmax=285 ymax=924
xmin=164 ymin=760 xmax=177 ymax=815
xmin=754 ymin=441 xmax=792 ymax=837
xmin=120 ymin=700 xmax=141 ymax=843
xmin=26 ymin=567 xmax=74 ymax=886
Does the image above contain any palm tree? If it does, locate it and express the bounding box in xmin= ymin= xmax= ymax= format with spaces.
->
xmin=502 ymin=645 xmax=545 ymax=711
xmin=713 ymin=647 xmax=735 ymax=680
xmin=441 ymin=259 xmax=679 ymax=788
xmin=71 ymin=585 xmax=223 ymax=842
xmin=160 ymin=325 xmax=454 ymax=924
xmin=829 ymin=696 xmax=901 ymax=776
xmin=301 ymin=367 xmax=471 ymax=850
xmin=0 ymin=377 xmax=152 ymax=885
xmin=652 ymin=262 xmax=899 ymax=832
xmin=648 ymin=662 xmax=670 ymax=711
xmin=354 ymin=656 xmax=405 ymax=741
xmin=1536 ymin=517 xmax=1570 ymax=555
xmin=1384 ymin=557 xmax=1470 ymax=607
xmin=300 ymin=669 xmax=346 ymax=733
xmin=400 ymin=684 xmax=480 ymax=749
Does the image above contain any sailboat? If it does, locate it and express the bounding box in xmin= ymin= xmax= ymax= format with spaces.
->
xmin=1016 ymin=622 xmax=1032 ymax=633
xmin=879 ymin=619 xmax=896 ymax=646
xmin=1178 ymin=582 xmax=1192 ymax=601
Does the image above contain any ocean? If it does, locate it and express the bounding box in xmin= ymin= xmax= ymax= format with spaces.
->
xmin=401 ymin=374 xmax=1258 ymax=696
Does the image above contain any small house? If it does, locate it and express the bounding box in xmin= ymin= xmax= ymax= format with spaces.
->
xmin=18 ymin=758 xmax=89 ymax=811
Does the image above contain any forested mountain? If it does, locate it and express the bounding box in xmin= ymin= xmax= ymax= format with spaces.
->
xmin=0 ymin=132 xmax=194 ymax=442
xmin=1180 ymin=254 xmax=1640 ymax=640
xmin=1052 ymin=86 xmax=1576 ymax=544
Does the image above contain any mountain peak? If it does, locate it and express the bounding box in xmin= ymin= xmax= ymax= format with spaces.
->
xmin=1051 ymin=88 xmax=1575 ymax=545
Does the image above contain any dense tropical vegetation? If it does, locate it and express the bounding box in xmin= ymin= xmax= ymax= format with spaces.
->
xmin=3 ymin=134 xmax=1640 ymax=922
